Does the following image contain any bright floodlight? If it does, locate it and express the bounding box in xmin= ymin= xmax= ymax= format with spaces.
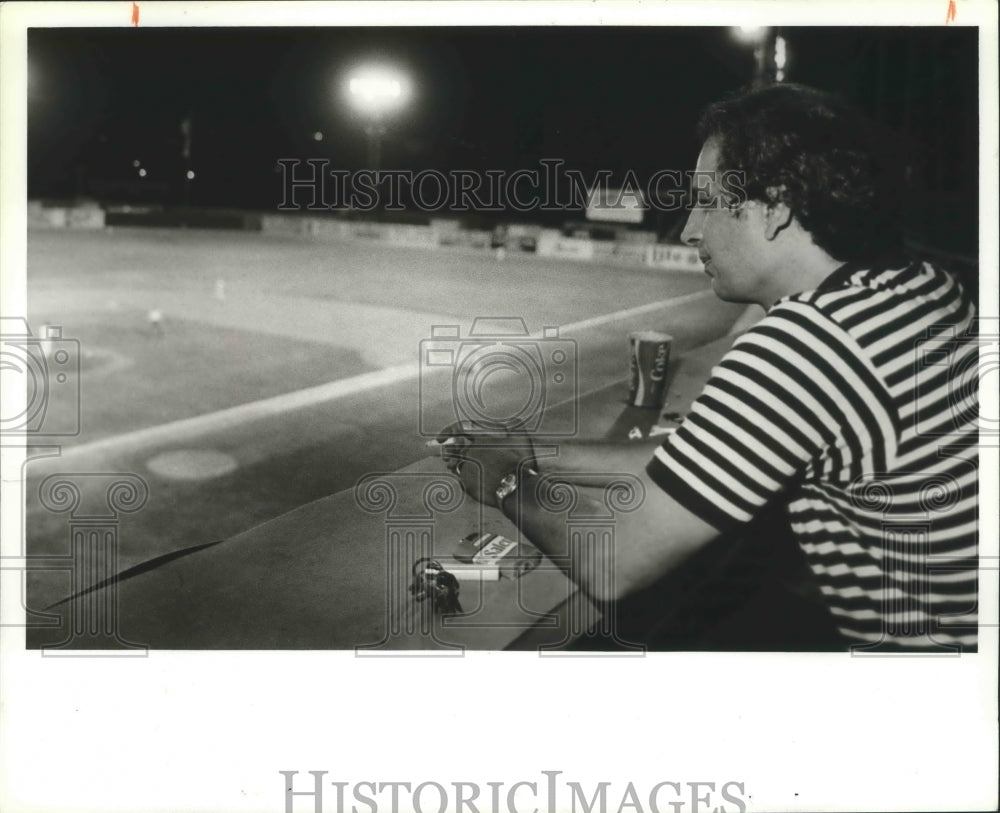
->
xmin=346 ymin=66 xmax=410 ymax=117
xmin=775 ymin=35 xmax=787 ymax=69
xmin=732 ymin=26 xmax=768 ymax=45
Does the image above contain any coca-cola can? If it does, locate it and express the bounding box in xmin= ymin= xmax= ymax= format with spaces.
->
xmin=627 ymin=330 xmax=673 ymax=408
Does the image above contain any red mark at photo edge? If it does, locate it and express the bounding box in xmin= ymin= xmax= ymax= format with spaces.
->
xmin=132 ymin=2 xmax=140 ymax=27
xmin=946 ymin=0 xmax=956 ymax=24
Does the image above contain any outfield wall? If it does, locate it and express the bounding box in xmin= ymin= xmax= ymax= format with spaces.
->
xmin=257 ymin=215 xmax=705 ymax=272
xmin=28 ymin=200 xmax=106 ymax=230
xmin=27 ymin=201 xmax=706 ymax=273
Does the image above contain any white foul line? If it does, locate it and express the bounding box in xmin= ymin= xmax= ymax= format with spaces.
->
xmin=558 ymin=288 xmax=712 ymax=334
xmin=40 ymin=288 xmax=715 ymax=464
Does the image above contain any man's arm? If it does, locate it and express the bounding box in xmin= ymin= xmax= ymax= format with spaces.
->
xmin=531 ymin=437 xmax=665 ymax=484
xmin=434 ymin=422 xmax=663 ymax=487
xmin=440 ymin=430 xmax=717 ymax=601
xmin=498 ymin=467 xmax=720 ymax=602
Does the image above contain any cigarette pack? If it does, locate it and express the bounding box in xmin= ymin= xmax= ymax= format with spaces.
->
xmin=451 ymin=531 xmax=542 ymax=579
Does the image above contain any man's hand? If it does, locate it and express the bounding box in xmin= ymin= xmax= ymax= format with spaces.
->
xmin=429 ymin=421 xmax=722 ymax=600
xmin=433 ymin=421 xmax=538 ymax=507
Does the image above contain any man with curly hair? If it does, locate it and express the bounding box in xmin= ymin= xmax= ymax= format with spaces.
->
xmin=442 ymin=83 xmax=979 ymax=653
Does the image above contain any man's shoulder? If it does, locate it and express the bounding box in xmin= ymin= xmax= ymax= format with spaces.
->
xmin=791 ymin=258 xmax=960 ymax=314
xmin=769 ymin=259 xmax=968 ymax=340
xmin=718 ymin=302 xmax=873 ymax=388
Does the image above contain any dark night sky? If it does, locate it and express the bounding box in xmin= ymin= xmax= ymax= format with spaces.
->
xmin=27 ymin=26 xmax=978 ymax=251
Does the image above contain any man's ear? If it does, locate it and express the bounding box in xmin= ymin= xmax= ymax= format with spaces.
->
xmin=763 ymin=191 xmax=793 ymax=240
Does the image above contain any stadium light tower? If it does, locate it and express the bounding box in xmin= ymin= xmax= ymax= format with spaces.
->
xmin=345 ymin=65 xmax=411 ymax=172
xmin=731 ymin=26 xmax=781 ymax=84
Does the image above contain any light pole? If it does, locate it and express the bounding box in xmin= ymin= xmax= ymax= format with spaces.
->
xmin=180 ymin=113 xmax=193 ymax=205
xmin=363 ymin=119 xmax=386 ymax=172
xmin=345 ymin=66 xmax=411 ymax=174
xmin=732 ymin=27 xmax=783 ymax=84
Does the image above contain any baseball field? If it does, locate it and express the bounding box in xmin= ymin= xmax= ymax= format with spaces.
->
xmin=20 ymin=226 xmax=746 ymax=610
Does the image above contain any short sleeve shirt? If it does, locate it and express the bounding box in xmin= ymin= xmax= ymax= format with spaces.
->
xmin=646 ymin=259 xmax=979 ymax=651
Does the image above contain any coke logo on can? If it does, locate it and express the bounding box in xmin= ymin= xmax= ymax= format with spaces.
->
xmin=650 ymin=343 xmax=668 ymax=382
xmin=627 ymin=330 xmax=673 ymax=408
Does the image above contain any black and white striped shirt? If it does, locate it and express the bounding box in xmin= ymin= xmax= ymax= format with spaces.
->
xmin=647 ymin=259 xmax=979 ymax=651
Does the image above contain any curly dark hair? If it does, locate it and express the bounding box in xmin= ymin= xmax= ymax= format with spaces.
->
xmin=697 ymin=83 xmax=904 ymax=264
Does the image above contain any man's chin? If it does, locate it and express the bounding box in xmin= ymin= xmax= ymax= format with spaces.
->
xmin=711 ymin=281 xmax=753 ymax=305
xmin=710 ymin=279 xmax=732 ymax=300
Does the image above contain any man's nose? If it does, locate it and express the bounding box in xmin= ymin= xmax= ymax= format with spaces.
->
xmin=680 ymin=208 xmax=703 ymax=247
